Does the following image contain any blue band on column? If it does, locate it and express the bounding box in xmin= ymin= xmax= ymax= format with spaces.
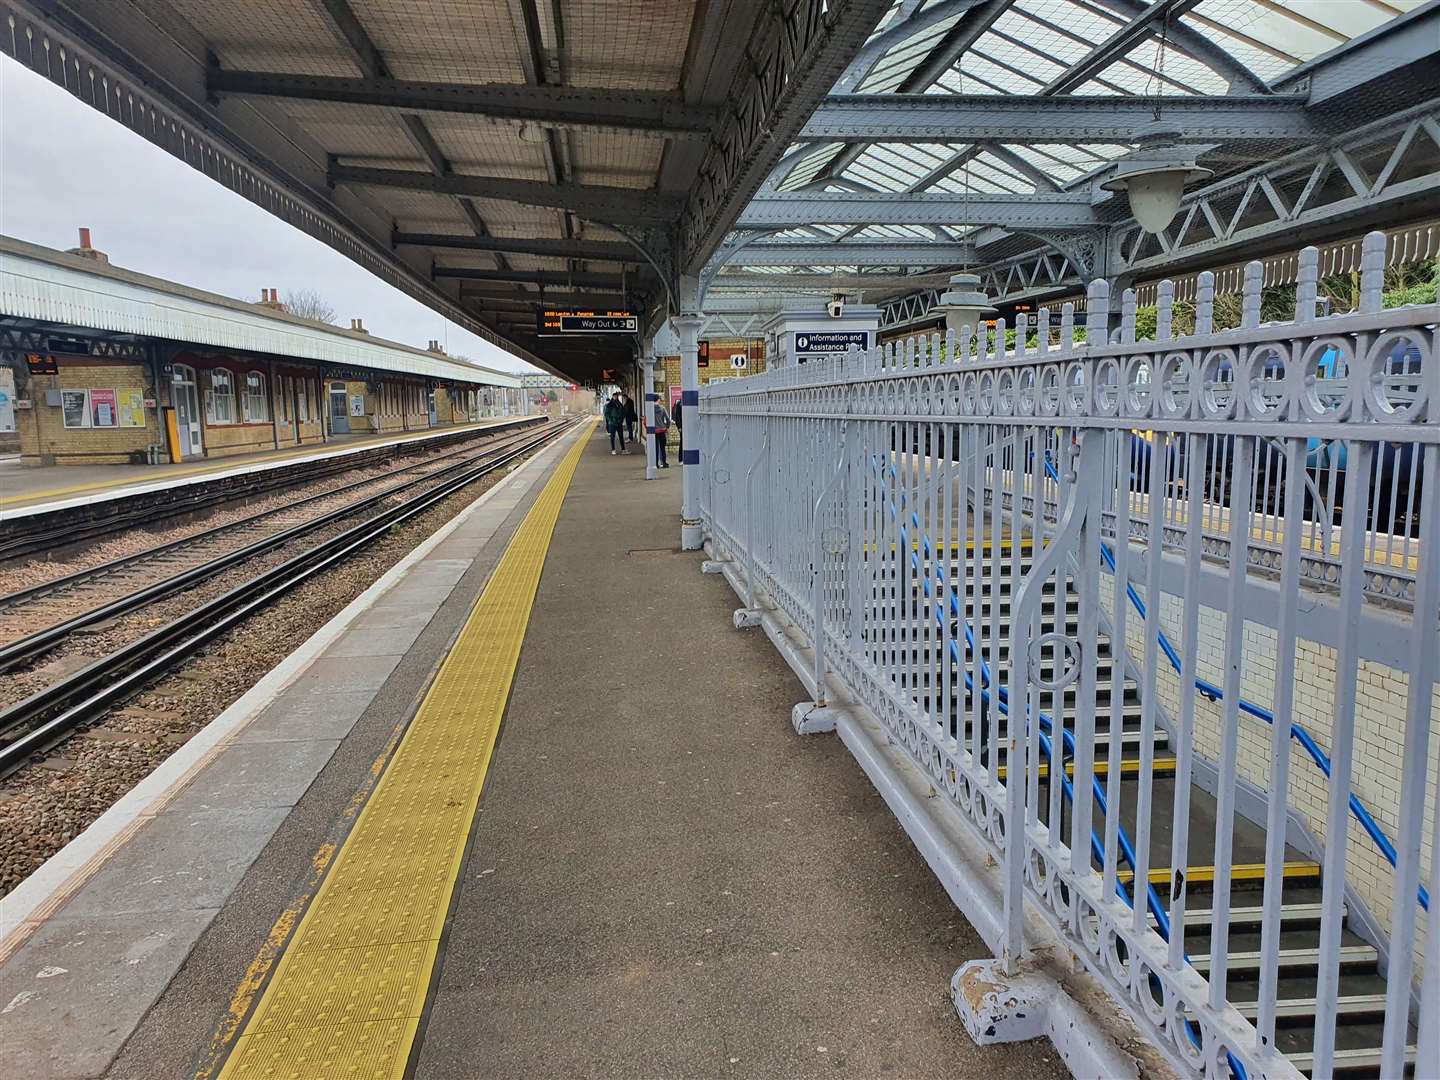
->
xmin=644 ymin=393 xmax=659 ymax=401
xmin=681 ymin=390 xmax=699 ymax=406
xmin=681 ymin=449 xmax=700 ymax=465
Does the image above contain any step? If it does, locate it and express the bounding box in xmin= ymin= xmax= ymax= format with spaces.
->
xmin=1234 ymin=994 xmax=1388 ymax=1020
xmin=1286 ymin=1044 xmax=1416 ymax=1072
xmin=1187 ymin=943 xmax=1377 ymax=974
xmin=995 ymin=756 xmax=1177 ymax=781
xmin=1117 ymin=862 xmax=1321 ymax=887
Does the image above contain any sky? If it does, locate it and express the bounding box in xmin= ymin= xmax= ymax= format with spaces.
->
xmin=0 ymin=56 xmax=538 ymax=374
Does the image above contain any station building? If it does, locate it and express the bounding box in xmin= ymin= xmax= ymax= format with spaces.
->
xmin=0 ymin=233 xmax=526 ymax=467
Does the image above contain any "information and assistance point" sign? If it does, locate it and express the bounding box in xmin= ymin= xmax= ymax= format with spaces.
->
xmin=538 ymin=310 xmax=638 ymax=336
xmin=793 ymin=330 xmax=869 ymax=356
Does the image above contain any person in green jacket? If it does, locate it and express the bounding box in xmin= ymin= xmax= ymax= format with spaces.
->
xmin=603 ymin=392 xmax=628 ymax=454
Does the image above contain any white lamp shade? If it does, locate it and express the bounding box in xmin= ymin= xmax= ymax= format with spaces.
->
xmin=1124 ymin=168 xmax=1189 ymax=234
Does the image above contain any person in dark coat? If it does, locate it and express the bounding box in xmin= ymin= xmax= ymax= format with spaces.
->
xmin=652 ymin=401 xmax=671 ymax=468
xmin=622 ymin=393 xmax=638 ymax=443
xmin=603 ymin=392 xmax=627 ymax=454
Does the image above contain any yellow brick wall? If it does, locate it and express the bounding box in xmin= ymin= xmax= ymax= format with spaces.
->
xmin=17 ymin=362 xmax=160 ymax=465
xmin=659 ymin=339 xmax=767 ymax=404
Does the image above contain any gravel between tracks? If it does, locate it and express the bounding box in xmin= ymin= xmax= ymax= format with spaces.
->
xmin=0 ymin=440 xmax=550 ymax=898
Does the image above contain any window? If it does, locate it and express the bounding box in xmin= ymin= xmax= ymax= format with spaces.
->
xmin=298 ymin=378 xmax=310 ymax=423
xmin=244 ymin=371 xmax=269 ymax=422
xmin=207 ymin=368 xmax=235 ymax=424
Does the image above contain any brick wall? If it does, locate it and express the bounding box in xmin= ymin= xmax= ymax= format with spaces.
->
xmin=17 ymin=360 xmax=160 ymax=465
xmin=659 ymin=339 xmax=767 ymax=404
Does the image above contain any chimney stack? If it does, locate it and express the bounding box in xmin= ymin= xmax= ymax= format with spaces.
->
xmin=67 ymin=227 xmax=109 ymax=265
xmin=259 ymin=288 xmax=285 ymax=310
xmin=350 ymin=318 xmax=368 ymax=334
xmin=427 ymin=339 xmax=445 ymax=354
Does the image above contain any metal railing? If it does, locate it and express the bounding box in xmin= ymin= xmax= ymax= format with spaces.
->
xmin=698 ymin=233 xmax=1437 ymax=1079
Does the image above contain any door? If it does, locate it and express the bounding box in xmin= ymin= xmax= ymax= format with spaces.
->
xmin=427 ymin=390 xmax=438 ymax=426
xmin=329 ymin=383 xmax=350 ymax=434
xmin=171 ymin=365 xmax=203 ymax=458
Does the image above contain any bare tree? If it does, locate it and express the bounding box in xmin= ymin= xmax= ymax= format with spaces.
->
xmin=281 ymin=288 xmax=338 ymax=325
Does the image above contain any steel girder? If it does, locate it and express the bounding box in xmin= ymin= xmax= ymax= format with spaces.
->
xmin=436 ymin=267 xmax=627 ymax=288
xmin=802 ymin=94 xmax=1318 ymax=143
xmin=708 ymin=271 xmax=953 ymax=290
xmin=738 ymin=190 xmax=1097 ymax=229
xmin=393 ymin=232 xmax=635 ymax=262
xmin=460 ymin=287 xmax=631 ymax=306
xmin=207 ymin=71 xmax=716 ymax=137
xmin=676 ymin=0 xmax=894 ymax=274
xmin=728 ymin=241 xmax=978 ymax=266
xmin=329 ymin=165 xmax=682 ymax=224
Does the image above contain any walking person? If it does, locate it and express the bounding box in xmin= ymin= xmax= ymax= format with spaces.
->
xmin=623 ymin=392 xmax=638 ymax=445
xmin=652 ymin=400 xmax=671 ymax=468
xmin=671 ymin=395 xmax=682 ymax=458
xmin=603 ymin=392 xmax=627 ymax=455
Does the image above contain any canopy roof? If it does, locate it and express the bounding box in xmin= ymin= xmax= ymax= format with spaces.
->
xmin=707 ymin=0 xmax=1438 ymax=303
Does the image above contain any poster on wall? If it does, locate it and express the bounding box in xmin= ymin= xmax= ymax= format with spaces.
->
xmin=350 ymin=394 xmax=364 ymax=417
xmin=118 ymin=389 xmax=146 ymax=428
xmin=90 ymin=388 xmax=118 ymax=428
xmin=61 ymin=389 xmax=90 ymax=428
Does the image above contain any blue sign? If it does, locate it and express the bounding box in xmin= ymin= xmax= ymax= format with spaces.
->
xmin=793 ymin=331 xmax=868 ymax=355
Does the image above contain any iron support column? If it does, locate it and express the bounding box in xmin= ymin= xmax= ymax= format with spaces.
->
xmin=676 ymin=314 xmax=704 ymax=548
xmin=643 ymin=349 xmax=658 ymax=482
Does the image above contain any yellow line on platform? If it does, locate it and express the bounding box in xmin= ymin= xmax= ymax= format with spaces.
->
xmin=216 ymin=420 xmax=592 ymax=1080
xmin=0 ymin=421 xmax=509 ymax=509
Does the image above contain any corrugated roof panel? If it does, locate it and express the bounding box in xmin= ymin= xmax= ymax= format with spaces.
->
xmin=168 ymin=0 xmax=355 ymax=77
xmin=349 ymin=0 xmax=527 ymax=82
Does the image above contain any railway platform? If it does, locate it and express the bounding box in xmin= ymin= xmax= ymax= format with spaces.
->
xmin=0 ymin=418 xmax=530 ymax=516
xmin=0 ymin=421 xmax=1067 ymax=1080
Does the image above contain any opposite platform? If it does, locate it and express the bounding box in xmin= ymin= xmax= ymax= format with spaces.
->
xmin=0 ymin=418 xmax=525 ymax=516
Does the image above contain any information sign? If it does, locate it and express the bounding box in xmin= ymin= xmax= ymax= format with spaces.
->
xmin=61 ymin=389 xmax=89 ymax=428
xmin=90 ymin=388 xmax=118 ymax=427
xmin=26 ymin=354 xmax=58 ymax=375
xmin=793 ymin=331 xmax=869 ymax=356
xmin=118 ymin=389 xmax=146 ymax=428
xmin=537 ymin=309 xmax=638 ymax=336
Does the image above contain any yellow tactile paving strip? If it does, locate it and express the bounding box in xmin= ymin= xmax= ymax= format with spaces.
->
xmin=216 ymin=421 xmax=593 ymax=1080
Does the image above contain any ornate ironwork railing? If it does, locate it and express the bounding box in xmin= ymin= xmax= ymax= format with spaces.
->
xmin=698 ymin=233 xmax=1436 ymax=1080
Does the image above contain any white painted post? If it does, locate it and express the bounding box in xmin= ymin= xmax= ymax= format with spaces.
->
xmin=676 ymin=314 xmax=704 ymax=549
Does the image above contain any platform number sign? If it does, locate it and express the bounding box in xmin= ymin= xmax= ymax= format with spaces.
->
xmin=730 ymin=353 xmax=747 ymax=370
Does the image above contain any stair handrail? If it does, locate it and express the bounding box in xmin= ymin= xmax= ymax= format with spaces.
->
xmin=1045 ymin=444 xmax=1429 ymax=913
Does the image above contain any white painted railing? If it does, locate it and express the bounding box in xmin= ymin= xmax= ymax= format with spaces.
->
xmin=699 ymin=233 xmax=1436 ymax=1080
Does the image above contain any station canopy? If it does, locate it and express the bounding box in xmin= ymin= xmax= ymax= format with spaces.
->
xmin=4 ymin=0 xmax=1437 ymax=381
xmin=706 ymin=0 xmax=1440 ymax=310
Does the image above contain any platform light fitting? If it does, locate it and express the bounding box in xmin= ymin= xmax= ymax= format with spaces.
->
xmin=934 ymin=272 xmax=995 ymax=337
xmin=1101 ymin=121 xmax=1212 ymax=235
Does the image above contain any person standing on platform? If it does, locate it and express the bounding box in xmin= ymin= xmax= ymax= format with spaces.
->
xmin=604 ymin=392 xmax=628 ymax=455
xmin=652 ymin=401 xmax=671 ymax=469
xmin=623 ymin=393 xmax=638 ymax=444
xmin=672 ymin=395 xmax=682 ymax=458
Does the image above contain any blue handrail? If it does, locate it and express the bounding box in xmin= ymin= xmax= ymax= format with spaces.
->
xmin=1069 ymin=441 xmax=1429 ymax=913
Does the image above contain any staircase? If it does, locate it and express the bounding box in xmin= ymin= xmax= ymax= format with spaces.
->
xmin=868 ymin=543 xmax=1420 ymax=1078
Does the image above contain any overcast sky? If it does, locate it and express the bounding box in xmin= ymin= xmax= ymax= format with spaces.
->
xmin=0 ymin=57 xmax=538 ymax=374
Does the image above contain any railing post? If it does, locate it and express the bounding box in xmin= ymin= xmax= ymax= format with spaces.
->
xmin=742 ymin=428 xmax=770 ymax=614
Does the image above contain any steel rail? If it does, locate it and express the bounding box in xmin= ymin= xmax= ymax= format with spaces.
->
xmin=0 ymin=418 xmax=580 ymax=777
xmin=0 ymin=419 xmax=541 ymax=562
xmin=0 ymin=422 xmax=559 ymax=673
xmin=0 ymin=423 xmax=544 ymax=612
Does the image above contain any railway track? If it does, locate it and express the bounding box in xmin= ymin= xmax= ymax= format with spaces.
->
xmin=0 ymin=418 xmax=541 ymax=563
xmin=0 ymin=417 xmax=581 ymax=777
xmin=0 ymin=420 xmax=564 ymax=669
